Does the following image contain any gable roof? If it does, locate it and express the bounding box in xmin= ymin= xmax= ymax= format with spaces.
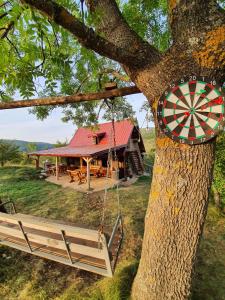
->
xmin=69 ymin=119 xmax=134 ymax=147
xmin=29 ymin=119 xmax=136 ymax=158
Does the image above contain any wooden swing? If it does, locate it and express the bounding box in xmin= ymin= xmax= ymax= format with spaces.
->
xmin=0 ymin=102 xmax=123 ymax=277
xmin=0 ymin=201 xmax=123 ymax=277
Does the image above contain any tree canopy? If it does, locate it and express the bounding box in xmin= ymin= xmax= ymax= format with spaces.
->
xmin=0 ymin=0 xmax=169 ymax=126
xmin=0 ymin=140 xmax=20 ymax=166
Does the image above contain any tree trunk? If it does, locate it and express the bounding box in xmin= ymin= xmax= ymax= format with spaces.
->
xmin=132 ymin=132 xmax=215 ymax=300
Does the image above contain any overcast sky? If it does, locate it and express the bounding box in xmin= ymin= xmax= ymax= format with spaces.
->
xmin=0 ymin=93 xmax=151 ymax=143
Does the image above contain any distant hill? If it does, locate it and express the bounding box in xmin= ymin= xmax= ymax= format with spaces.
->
xmin=1 ymin=139 xmax=54 ymax=152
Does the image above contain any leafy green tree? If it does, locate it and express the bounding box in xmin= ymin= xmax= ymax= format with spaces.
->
xmin=213 ymin=132 xmax=225 ymax=208
xmin=26 ymin=142 xmax=37 ymax=153
xmin=54 ymin=139 xmax=68 ymax=148
xmin=0 ymin=1 xmax=225 ymax=299
xmin=0 ymin=140 xmax=21 ymax=167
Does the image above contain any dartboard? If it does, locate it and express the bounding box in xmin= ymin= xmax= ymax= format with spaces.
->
xmin=157 ymin=76 xmax=225 ymax=145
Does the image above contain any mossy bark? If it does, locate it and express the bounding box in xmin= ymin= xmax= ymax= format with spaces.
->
xmin=132 ymin=132 xmax=215 ymax=299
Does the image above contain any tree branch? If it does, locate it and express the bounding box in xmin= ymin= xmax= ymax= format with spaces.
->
xmin=0 ymin=2 xmax=11 ymax=8
xmin=1 ymin=11 xmax=22 ymax=39
xmin=0 ymin=86 xmax=141 ymax=110
xmin=20 ymin=0 xmax=152 ymax=67
xmin=1 ymin=21 xmax=14 ymax=39
xmin=0 ymin=12 xmax=8 ymax=20
xmin=85 ymin=0 xmax=159 ymax=64
xmin=5 ymin=36 xmax=21 ymax=58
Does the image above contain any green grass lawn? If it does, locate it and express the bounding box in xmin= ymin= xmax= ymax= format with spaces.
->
xmin=0 ymin=167 xmax=224 ymax=299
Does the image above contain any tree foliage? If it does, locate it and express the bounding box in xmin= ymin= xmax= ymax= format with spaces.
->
xmin=213 ymin=131 xmax=225 ymax=207
xmin=0 ymin=0 xmax=169 ymax=126
xmin=0 ymin=140 xmax=21 ymax=166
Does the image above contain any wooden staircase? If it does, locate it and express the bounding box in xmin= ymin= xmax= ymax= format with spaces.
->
xmin=129 ymin=150 xmax=144 ymax=175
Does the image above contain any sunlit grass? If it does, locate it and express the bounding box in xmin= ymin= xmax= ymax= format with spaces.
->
xmin=0 ymin=164 xmax=224 ymax=299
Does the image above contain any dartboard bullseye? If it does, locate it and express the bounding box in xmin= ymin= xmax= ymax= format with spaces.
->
xmin=157 ymin=76 xmax=225 ymax=145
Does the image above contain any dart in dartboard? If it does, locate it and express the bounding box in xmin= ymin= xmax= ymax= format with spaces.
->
xmin=157 ymin=76 xmax=225 ymax=145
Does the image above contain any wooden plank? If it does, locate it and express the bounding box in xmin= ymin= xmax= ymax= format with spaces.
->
xmin=0 ymin=237 xmax=111 ymax=277
xmin=0 ymin=232 xmax=106 ymax=268
xmin=0 ymin=223 xmax=105 ymax=259
xmin=0 ymin=213 xmax=99 ymax=242
xmin=0 ymin=220 xmax=98 ymax=247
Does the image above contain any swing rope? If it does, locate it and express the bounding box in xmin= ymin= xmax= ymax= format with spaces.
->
xmin=99 ymin=99 xmax=121 ymax=235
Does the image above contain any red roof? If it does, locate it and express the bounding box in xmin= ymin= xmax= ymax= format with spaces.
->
xmin=29 ymin=119 xmax=135 ymax=157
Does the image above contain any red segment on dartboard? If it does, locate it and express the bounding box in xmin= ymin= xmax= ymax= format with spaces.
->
xmin=157 ymin=77 xmax=224 ymax=145
xmin=172 ymin=131 xmax=179 ymax=136
xmin=163 ymin=99 xmax=167 ymax=107
xmin=206 ymin=83 xmax=214 ymax=89
xmin=219 ymin=114 xmax=224 ymax=121
xmin=206 ymin=129 xmax=213 ymax=135
xmin=172 ymin=86 xmax=179 ymax=93
xmin=212 ymin=97 xmax=223 ymax=105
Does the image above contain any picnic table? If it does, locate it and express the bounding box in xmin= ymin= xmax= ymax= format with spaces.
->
xmin=67 ymin=166 xmax=107 ymax=184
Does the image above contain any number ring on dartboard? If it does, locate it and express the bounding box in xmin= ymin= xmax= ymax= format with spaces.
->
xmin=157 ymin=76 xmax=225 ymax=145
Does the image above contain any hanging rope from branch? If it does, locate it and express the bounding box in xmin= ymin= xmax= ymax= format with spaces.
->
xmin=80 ymin=0 xmax=84 ymax=23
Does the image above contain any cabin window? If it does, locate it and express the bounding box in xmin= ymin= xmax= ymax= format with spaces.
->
xmin=92 ymin=132 xmax=105 ymax=145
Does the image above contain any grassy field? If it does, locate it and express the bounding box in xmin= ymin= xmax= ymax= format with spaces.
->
xmin=0 ymin=167 xmax=225 ymax=299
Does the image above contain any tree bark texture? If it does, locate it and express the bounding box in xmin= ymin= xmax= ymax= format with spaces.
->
xmin=132 ymin=133 xmax=215 ymax=300
xmin=14 ymin=1 xmax=225 ymax=299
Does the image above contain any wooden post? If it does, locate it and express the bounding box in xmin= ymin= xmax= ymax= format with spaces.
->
xmin=87 ymin=158 xmax=91 ymax=191
xmin=110 ymin=155 xmax=113 ymax=174
xmin=80 ymin=157 xmax=83 ymax=169
xmin=35 ymin=156 xmax=40 ymax=169
xmin=83 ymin=157 xmax=93 ymax=191
xmin=56 ymin=156 xmax=59 ymax=180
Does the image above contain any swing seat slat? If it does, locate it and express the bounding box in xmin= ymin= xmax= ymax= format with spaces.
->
xmin=0 ymin=212 xmax=118 ymax=277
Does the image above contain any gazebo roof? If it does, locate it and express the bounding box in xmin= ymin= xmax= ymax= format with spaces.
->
xmin=29 ymin=119 xmax=136 ymax=157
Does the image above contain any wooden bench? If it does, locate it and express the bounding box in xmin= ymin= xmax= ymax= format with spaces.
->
xmin=0 ymin=212 xmax=123 ymax=277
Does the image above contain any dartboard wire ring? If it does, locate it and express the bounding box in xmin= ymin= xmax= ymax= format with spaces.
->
xmin=157 ymin=76 xmax=225 ymax=145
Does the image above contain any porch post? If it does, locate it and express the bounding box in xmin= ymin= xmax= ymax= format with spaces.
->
xmin=83 ymin=157 xmax=93 ymax=191
xmin=87 ymin=158 xmax=91 ymax=190
xmin=56 ymin=156 xmax=59 ymax=180
xmin=80 ymin=157 xmax=83 ymax=169
xmin=35 ymin=156 xmax=40 ymax=169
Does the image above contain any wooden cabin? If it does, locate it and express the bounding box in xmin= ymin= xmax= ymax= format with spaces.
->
xmin=29 ymin=119 xmax=146 ymax=186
